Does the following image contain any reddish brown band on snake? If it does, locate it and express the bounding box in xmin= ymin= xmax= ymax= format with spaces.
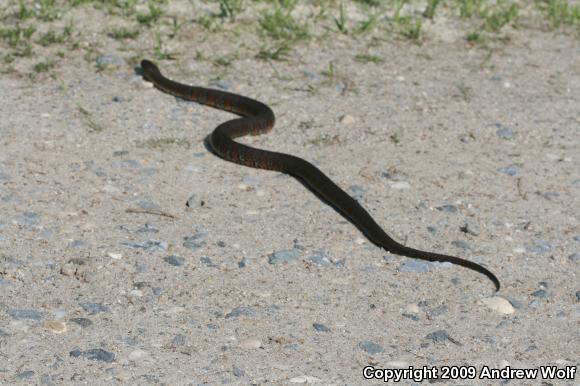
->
xmin=140 ymin=59 xmax=500 ymax=292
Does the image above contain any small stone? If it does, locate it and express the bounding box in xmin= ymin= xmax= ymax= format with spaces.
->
xmin=13 ymin=212 xmax=40 ymax=227
xmin=233 ymin=367 xmax=245 ymax=377
xmin=183 ymin=231 xmax=207 ymax=251
xmin=575 ymin=291 xmax=580 ymax=302
xmin=480 ymin=297 xmax=515 ymax=314
xmin=17 ymin=371 xmax=35 ymax=380
xmin=436 ymin=204 xmax=457 ymax=213
xmin=171 ymin=334 xmax=186 ymax=347
xmin=226 ymin=306 xmax=256 ymax=319
xmin=128 ymin=349 xmax=148 ymax=361
xmin=497 ymin=166 xmax=518 ymax=176
xmin=305 ymin=251 xmax=332 ymax=267
xmin=200 ymin=256 xmax=216 ymax=267
xmin=268 ymin=249 xmax=300 ymax=264
xmin=399 ymin=260 xmax=431 ymax=273
xmin=568 ymin=253 xmax=580 ymax=262
xmin=163 ymin=255 xmax=185 ymax=267
xmin=451 ymin=240 xmax=472 ymax=250
xmin=339 ymin=114 xmax=356 ymax=125
xmin=239 ymin=338 xmax=262 ymax=349
xmin=312 ymin=323 xmax=330 ymax=332
xmin=289 ymin=375 xmax=321 ymax=383
xmin=44 ymin=320 xmax=67 ymax=334
xmin=69 ymin=318 xmax=93 ymax=327
xmin=425 ymin=330 xmax=449 ymax=343
xmin=358 ymin=340 xmax=384 ymax=354
xmin=349 ymin=185 xmax=366 ymax=201
xmin=79 ymin=302 xmax=110 ymax=315
xmin=405 ymin=304 xmax=420 ymax=314
xmin=389 ymin=181 xmax=411 ymax=190
xmin=7 ymin=309 xmax=42 ymax=321
xmin=96 ymin=55 xmax=125 ymax=66
xmin=108 ymin=252 xmax=122 ymax=260
xmin=70 ymin=348 xmax=115 ymax=363
xmin=215 ymin=79 xmax=233 ymax=90
xmin=526 ymin=240 xmax=553 ymax=254
xmin=386 ymin=361 xmax=409 ymax=368
xmin=460 ymin=221 xmax=481 ymax=236
xmin=493 ymin=124 xmax=514 ymax=139
xmin=530 ymin=289 xmax=549 ymax=298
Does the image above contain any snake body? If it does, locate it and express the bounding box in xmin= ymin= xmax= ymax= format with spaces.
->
xmin=141 ymin=59 xmax=500 ymax=291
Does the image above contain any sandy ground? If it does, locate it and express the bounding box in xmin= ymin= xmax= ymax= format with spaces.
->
xmin=0 ymin=9 xmax=579 ymax=385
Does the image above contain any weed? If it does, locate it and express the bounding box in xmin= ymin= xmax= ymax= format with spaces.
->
xmin=354 ymin=53 xmax=384 ymax=63
xmin=108 ymin=27 xmax=139 ymax=40
xmin=334 ymin=3 xmax=349 ymax=34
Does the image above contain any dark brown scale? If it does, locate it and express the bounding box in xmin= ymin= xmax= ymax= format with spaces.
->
xmin=140 ymin=59 xmax=500 ymax=292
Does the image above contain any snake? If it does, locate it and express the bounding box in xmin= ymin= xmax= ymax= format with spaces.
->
xmin=140 ymin=59 xmax=500 ymax=292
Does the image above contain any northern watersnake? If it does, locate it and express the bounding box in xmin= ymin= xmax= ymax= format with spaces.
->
xmin=140 ymin=59 xmax=500 ymax=292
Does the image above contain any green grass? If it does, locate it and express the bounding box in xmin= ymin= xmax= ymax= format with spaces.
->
xmin=542 ymin=0 xmax=580 ymax=27
xmin=108 ymin=26 xmax=139 ymax=40
xmin=0 ymin=0 xmax=577 ymax=77
xmin=354 ymin=53 xmax=384 ymax=63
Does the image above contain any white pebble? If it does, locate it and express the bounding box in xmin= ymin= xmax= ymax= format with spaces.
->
xmin=44 ymin=320 xmax=67 ymax=334
xmin=480 ymin=297 xmax=515 ymax=314
xmin=339 ymin=114 xmax=356 ymax=125
xmin=405 ymin=304 xmax=420 ymax=314
xmin=289 ymin=375 xmax=321 ymax=383
xmin=240 ymin=338 xmax=262 ymax=349
xmin=108 ymin=252 xmax=122 ymax=260
xmin=128 ymin=349 xmax=148 ymax=361
xmin=386 ymin=360 xmax=409 ymax=368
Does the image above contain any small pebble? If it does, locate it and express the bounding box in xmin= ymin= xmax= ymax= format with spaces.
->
xmin=79 ymin=302 xmax=110 ymax=315
xmin=17 ymin=371 xmax=35 ymax=380
xmin=239 ymin=338 xmax=262 ymax=349
xmin=233 ymin=367 xmax=245 ymax=377
xmin=305 ymin=250 xmax=332 ymax=267
xmin=526 ymin=240 xmax=553 ymax=254
xmin=497 ymin=166 xmax=518 ymax=176
xmin=183 ymin=231 xmax=207 ymax=251
xmin=389 ymin=181 xmax=411 ymax=190
xmin=70 ymin=348 xmax=115 ymax=363
xmin=386 ymin=360 xmax=409 ymax=368
xmin=358 ymin=340 xmax=384 ymax=354
xmin=460 ymin=221 xmax=481 ymax=236
xmin=96 ymin=55 xmax=125 ymax=66
xmin=289 ymin=375 xmax=321 ymax=383
xmin=13 ymin=212 xmax=40 ymax=227
xmin=339 ymin=114 xmax=356 ymax=125
xmin=575 ymin=291 xmax=580 ymax=302
xmin=348 ymin=185 xmax=366 ymax=201
xmin=215 ymin=79 xmax=233 ymax=90
xmin=425 ymin=330 xmax=449 ymax=343
xmin=480 ymin=297 xmax=515 ymax=314
xmin=493 ymin=124 xmax=514 ymax=139
xmin=451 ymin=240 xmax=472 ymax=250
xmin=226 ymin=306 xmax=256 ymax=319
xmin=405 ymin=304 xmax=420 ymax=314
xmin=44 ymin=320 xmax=67 ymax=334
xmin=69 ymin=318 xmax=93 ymax=327
xmin=164 ymin=255 xmax=185 ymax=267
xmin=530 ymin=289 xmax=549 ymax=298
xmin=128 ymin=349 xmax=148 ymax=361
xmin=7 ymin=309 xmax=42 ymax=321
xmin=268 ymin=249 xmax=300 ymax=264
xmin=568 ymin=253 xmax=580 ymax=262
xmin=312 ymin=323 xmax=330 ymax=332
xmin=399 ymin=260 xmax=431 ymax=273
xmin=108 ymin=252 xmax=122 ymax=260
xmin=200 ymin=256 xmax=216 ymax=267
xmin=436 ymin=204 xmax=457 ymax=213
